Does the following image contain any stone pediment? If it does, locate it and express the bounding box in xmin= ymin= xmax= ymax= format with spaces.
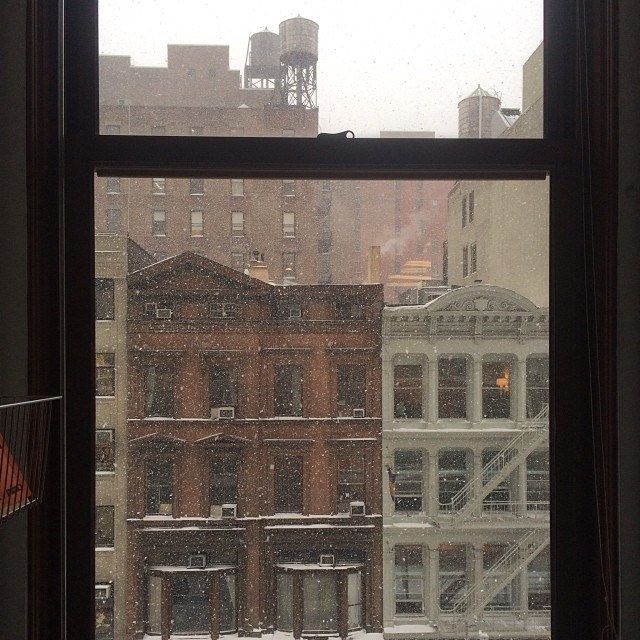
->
xmin=424 ymin=285 xmax=540 ymax=313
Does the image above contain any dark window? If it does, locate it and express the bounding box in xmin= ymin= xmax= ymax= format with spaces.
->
xmin=106 ymin=208 xmax=121 ymax=233
xmin=106 ymin=177 xmax=120 ymax=194
xmin=275 ymin=365 xmax=303 ymax=416
xmin=439 ymin=449 xmax=468 ymax=507
xmin=394 ymin=365 xmax=423 ymax=418
xmin=337 ymin=365 xmax=366 ymax=415
xmin=144 ymin=365 xmax=174 ymax=417
xmin=282 ymin=252 xmax=296 ymax=281
xmin=96 ymin=353 xmax=115 ymax=396
xmin=468 ymin=190 xmax=475 ymax=222
xmin=96 ymin=429 xmax=115 ymax=472
xmin=394 ymin=450 xmax=423 ymax=512
xmin=527 ymin=450 xmax=550 ymax=507
xmin=462 ymin=195 xmax=467 ymax=227
xmin=210 ymin=365 xmax=237 ymax=409
xmin=152 ymin=210 xmax=166 ymax=236
xmin=282 ymin=179 xmax=295 ymax=196
xmin=210 ymin=456 xmax=239 ymax=506
xmin=145 ymin=459 xmax=173 ymax=515
xmin=172 ymin=575 xmax=210 ymax=634
xmin=335 ymin=301 xmax=364 ymax=320
xmin=470 ymin=242 xmax=477 ymax=273
xmin=526 ymin=356 xmax=549 ymax=417
xmin=528 ymin=548 xmax=551 ymax=610
xmin=277 ymin=301 xmax=302 ymax=320
xmin=95 ymin=505 xmax=114 ymax=547
xmin=439 ymin=545 xmax=468 ymax=611
xmin=231 ymin=252 xmax=244 ymax=271
xmin=95 ymin=278 xmax=114 ymax=320
xmin=482 ymin=448 xmax=512 ymax=510
xmin=482 ymin=358 xmax=513 ymax=419
xmin=462 ymin=245 xmax=469 ymax=276
xmin=395 ymin=546 xmax=423 ymax=614
xmin=210 ymin=301 xmax=238 ymax=319
xmin=438 ymin=357 xmax=467 ymax=418
xmin=151 ymin=125 xmax=165 ymax=135
xmin=189 ymin=178 xmax=204 ymax=195
xmin=274 ymin=456 xmax=303 ymax=513
xmin=95 ymin=583 xmax=114 ymax=640
xmin=484 ymin=544 xmax=514 ymax=609
xmin=105 ymin=124 xmax=120 ymax=135
xmin=337 ymin=454 xmax=365 ymax=512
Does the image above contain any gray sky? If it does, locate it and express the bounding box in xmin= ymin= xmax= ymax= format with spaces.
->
xmin=99 ymin=0 xmax=543 ymax=137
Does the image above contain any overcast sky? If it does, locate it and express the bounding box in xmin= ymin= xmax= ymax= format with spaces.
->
xmin=99 ymin=1 xmax=543 ymax=137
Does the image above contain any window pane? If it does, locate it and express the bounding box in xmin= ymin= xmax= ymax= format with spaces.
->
xmin=95 ymin=278 xmax=115 ymax=320
xmin=274 ymin=456 xmax=303 ymax=513
xmin=482 ymin=358 xmax=513 ymax=419
xmin=99 ymin=1 xmax=543 ymax=138
xmin=394 ymin=450 xmax=423 ymax=512
xmin=438 ymin=357 xmax=467 ymax=418
xmin=96 ymin=505 xmax=114 ymax=547
xmin=394 ymin=364 xmax=423 ymax=418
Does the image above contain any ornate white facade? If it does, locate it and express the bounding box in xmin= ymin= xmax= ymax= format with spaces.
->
xmin=382 ymin=285 xmax=550 ymax=639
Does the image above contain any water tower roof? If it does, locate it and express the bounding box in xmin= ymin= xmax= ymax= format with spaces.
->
xmin=466 ymin=85 xmax=494 ymax=98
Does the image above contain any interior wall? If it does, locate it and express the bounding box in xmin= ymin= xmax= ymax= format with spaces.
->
xmin=0 ymin=1 xmax=29 ymax=639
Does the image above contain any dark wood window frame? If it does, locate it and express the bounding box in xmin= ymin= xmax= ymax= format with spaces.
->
xmin=24 ymin=1 xmax=619 ymax=639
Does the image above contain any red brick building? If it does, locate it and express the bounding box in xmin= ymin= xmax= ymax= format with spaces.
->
xmin=125 ymin=253 xmax=384 ymax=639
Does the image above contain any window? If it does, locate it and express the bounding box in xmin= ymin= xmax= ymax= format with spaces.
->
xmin=336 ymin=301 xmax=364 ymax=320
xmin=95 ymin=505 xmax=114 ymax=547
xmin=527 ymin=450 xmax=550 ymax=508
xmin=337 ymin=365 xmax=366 ymax=415
xmin=282 ymin=129 xmax=295 ymax=137
xmin=189 ymin=126 xmax=203 ymax=135
xmin=152 ymin=210 xmax=166 ymax=236
xmin=190 ymin=210 xmax=203 ymax=236
xmin=482 ymin=358 xmax=514 ymax=419
xmin=152 ymin=177 xmax=165 ymax=194
xmin=277 ymin=301 xmax=302 ymax=320
xmin=303 ymin=573 xmax=338 ymax=632
xmin=394 ymin=365 xmax=423 ymax=418
xmin=282 ymin=252 xmax=296 ymax=281
xmin=274 ymin=456 xmax=303 ymax=513
xmin=275 ymin=365 xmax=303 ymax=416
xmin=322 ymin=180 xmax=332 ymax=193
xmin=230 ymin=178 xmax=244 ymax=196
xmin=482 ymin=448 xmax=512 ymax=510
xmin=462 ymin=245 xmax=469 ymax=276
xmin=95 ymin=278 xmax=114 ymax=320
xmin=189 ymin=178 xmax=204 ymax=195
xmin=231 ymin=211 xmax=244 ymax=236
xmin=144 ymin=365 xmax=174 ymax=417
xmin=145 ymin=458 xmax=173 ymax=515
xmin=462 ymin=194 xmax=467 ymax=227
xmin=106 ymin=208 xmax=121 ymax=233
xmin=151 ymin=124 xmax=165 ymax=135
xmin=282 ymin=211 xmax=295 ymax=238
xmin=337 ymin=454 xmax=365 ymax=512
xmin=468 ymin=190 xmax=475 ymax=222
xmin=439 ymin=545 xmax=468 ymax=611
xmin=470 ymin=242 xmax=477 ymax=273
xmin=95 ymin=583 xmax=114 ymax=640
xmin=210 ymin=455 xmax=239 ymax=506
xmin=96 ymin=353 xmax=115 ymax=396
xmin=484 ymin=544 xmax=514 ymax=609
xmin=210 ymin=365 xmax=236 ymax=409
xmin=96 ymin=429 xmax=115 ymax=472
xmin=394 ymin=546 xmax=423 ymax=614
xmin=528 ymin=548 xmax=551 ymax=610
xmin=231 ymin=252 xmax=244 ymax=271
xmin=393 ymin=450 xmax=423 ymax=512
xmin=105 ymin=124 xmax=120 ymax=135
xmin=105 ymin=177 xmax=120 ymax=194
xmin=210 ymin=301 xmax=238 ymax=319
xmin=527 ymin=356 xmax=549 ymax=417
xmin=230 ymin=127 xmax=244 ymax=136
xmin=282 ymin=179 xmax=295 ymax=197
xmin=172 ymin=575 xmax=210 ymax=634
xmin=186 ymin=68 xmax=195 ymax=78
xmin=438 ymin=357 xmax=468 ymax=418
xmin=439 ymin=449 xmax=468 ymax=508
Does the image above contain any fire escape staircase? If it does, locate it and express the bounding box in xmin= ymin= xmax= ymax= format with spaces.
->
xmin=446 ymin=405 xmax=549 ymax=523
xmin=450 ymin=528 xmax=549 ymax=622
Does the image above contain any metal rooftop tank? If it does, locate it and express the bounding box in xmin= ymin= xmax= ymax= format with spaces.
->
xmin=279 ymin=16 xmax=319 ymax=65
xmin=248 ymin=29 xmax=281 ymax=68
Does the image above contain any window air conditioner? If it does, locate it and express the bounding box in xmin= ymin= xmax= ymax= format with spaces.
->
xmin=188 ymin=554 xmax=207 ymax=569
xmin=210 ymin=504 xmax=223 ymax=519
xmin=221 ymin=503 xmax=237 ymax=519
xmin=156 ymin=307 xmax=173 ymax=319
xmin=319 ymin=554 xmax=335 ymax=566
xmin=353 ymin=408 xmax=365 ymax=418
xmin=95 ymin=584 xmax=112 ymax=601
xmin=350 ymin=501 xmax=366 ymax=517
xmin=218 ymin=407 xmax=235 ymax=420
xmin=288 ymin=306 xmax=302 ymax=319
xmin=158 ymin=503 xmax=173 ymax=516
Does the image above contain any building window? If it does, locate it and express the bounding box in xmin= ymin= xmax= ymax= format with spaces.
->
xmin=282 ymin=128 xmax=295 ymax=136
xmin=274 ymin=456 xmax=303 ymax=513
xmin=152 ymin=177 xmax=166 ymax=194
xmin=190 ymin=210 xmax=203 ymax=236
xmin=210 ymin=455 xmax=239 ymax=508
xmin=462 ymin=194 xmax=467 ymax=227
xmin=337 ymin=454 xmax=365 ymax=512
xmin=105 ymin=124 xmax=120 ymax=135
xmin=210 ymin=365 xmax=236 ymax=410
xmin=462 ymin=245 xmax=469 ymax=276
xmin=230 ymin=127 xmax=244 ymax=136
xmin=189 ymin=126 xmax=203 ymax=135
xmin=303 ymin=573 xmax=338 ymax=631
xmin=470 ymin=242 xmax=477 ymax=273
xmin=145 ymin=458 xmax=173 ymax=515
xmin=230 ymin=178 xmax=244 ymax=196
xmin=151 ymin=124 xmax=166 ymax=135
xmin=186 ymin=68 xmax=196 ymax=78
xmin=231 ymin=211 xmax=244 ymax=236
xmin=394 ymin=364 xmax=423 ymax=418
xmin=527 ymin=450 xmax=550 ymax=508
xmin=482 ymin=448 xmax=511 ymax=510
xmin=439 ymin=545 xmax=468 ymax=611
xmin=275 ymin=365 xmax=303 ymax=416
xmin=106 ymin=208 xmax=121 ymax=233
xmin=283 ymin=211 xmax=295 ymax=238
xmin=484 ymin=544 xmax=514 ymax=609
xmin=347 ymin=572 xmax=363 ymax=630
xmin=393 ymin=450 xmax=423 ymax=512
xmin=231 ymin=252 xmax=244 ymax=271
xmin=95 ymin=505 xmax=114 ymax=548
xmin=337 ymin=365 xmax=366 ymax=416
xmin=105 ymin=177 xmax=120 ymax=194
xmin=144 ymin=365 xmax=174 ymax=417
xmin=528 ymin=548 xmax=551 ymax=610
xmin=282 ymin=179 xmax=295 ymax=197
xmin=438 ymin=357 xmax=468 ymax=419
xmin=468 ymin=190 xmax=475 ymax=222
xmin=189 ymin=178 xmax=204 ymax=195
xmin=277 ymin=301 xmax=302 ymax=320
xmin=95 ymin=278 xmax=115 ymax=320
xmin=152 ymin=210 xmax=166 ymax=236
xmin=283 ymin=252 xmax=296 ymax=281
xmin=438 ymin=449 xmax=468 ymax=508
xmin=394 ymin=546 xmax=423 ymax=614
xmin=95 ymin=583 xmax=114 ymax=640
xmin=526 ymin=356 xmax=549 ymax=417
xmin=336 ymin=301 xmax=364 ymax=320
xmin=322 ymin=180 xmax=332 ymax=192
xmin=210 ymin=301 xmax=238 ymax=319
xmin=96 ymin=429 xmax=115 ymax=472
xmin=482 ymin=358 xmax=513 ymax=419
xmin=96 ymin=353 xmax=115 ymax=396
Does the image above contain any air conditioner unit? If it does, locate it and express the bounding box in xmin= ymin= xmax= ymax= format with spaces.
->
xmin=210 ymin=504 xmax=223 ymax=519
xmin=211 ymin=406 xmax=235 ymax=420
xmin=350 ymin=501 xmax=366 ymax=517
xmin=221 ymin=503 xmax=237 ymax=519
xmin=156 ymin=307 xmax=173 ymax=319
xmin=288 ymin=306 xmax=302 ymax=319
xmin=353 ymin=408 xmax=366 ymax=418
xmin=319 ymin=554 xmax=335 ymax=566
xmin=188 ymin=554 xmax=207 ymax=569
xmin=158 ymin=503 xmax=173 ymax=516
xmin=95 ymin=584 xmax=112 ymax=601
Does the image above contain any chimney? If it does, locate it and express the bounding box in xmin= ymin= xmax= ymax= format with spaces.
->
xmin=368 ymin=246 xmax=381 ymax=283
xmin=248 ymin=251 xmax=270 ymax=282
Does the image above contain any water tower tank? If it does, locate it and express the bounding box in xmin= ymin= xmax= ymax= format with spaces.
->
xmin=279 ymin=16 xmax=319 ymax=65
xmin=248 ymin=29 xmax=281 ymax=68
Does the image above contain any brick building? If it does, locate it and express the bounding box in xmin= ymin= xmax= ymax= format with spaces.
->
xmin=124 ymin=253 xmax=384 ymax=639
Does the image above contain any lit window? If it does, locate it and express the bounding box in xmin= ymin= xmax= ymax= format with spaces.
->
xmin=438 ymin=357 xmax=468 ymax=419
xmin=393 ymin=450 xmax=423 ymax=512
xmin=337 ymin=365 xmax=366 ymax=416
xmin=95 ymin=505 xmax=114 ymax=547
xmin=282 ymin=179 xmax=295 ymax=197
xmin=106 ymin=208 xmax=121 ymax=233
xmin=231 ymin=211 xmax=244 ymax=236
xmin=145 ymin=458 xmax=173 ymax=515
xmin=283 ymin=211 xmax=295 ymax=237
xmin=526 ymin=356 xmax=549 ymax=417
xmin=482 ymin=358 xmax=514 ymax=419
xmin=394 ymin=365 xmax=423 ymax=418
xmin=337 ymin=454 xmax=365 ymax=513
xmin=190 ymin=210 xmax=203 ymax=236
xmin=152 ymin=177 xmax=165 ymax=194
xmin=95 ymin=278 xmax=114 ymax=320
xmin=395 ymin=546 xmax=423 ymax=614
xmin=275 ymin=365 xmax=303 ymax=417
xmin=152 ymin=210 xmax=166 ymax=236
xmin=230 ymin=179 xmax=244 ymax=196
xmin=96 ymin=353 xmax=115 ymax=396
xmin=189 ymin=178 xmax=204 ymax=195
xmin=105 ymin=177 xmax=120 ymax=194
xmin=144 ymin=365 xmax=174 ymax=417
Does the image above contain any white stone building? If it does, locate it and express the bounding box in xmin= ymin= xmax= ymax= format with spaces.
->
xmin=382 ymin=285 xmax=550 ymax=640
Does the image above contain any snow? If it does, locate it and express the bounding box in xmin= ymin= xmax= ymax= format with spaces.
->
xmin=95 ymin=546 xmax=115 ymax=552
xmin=265 ymin=523 xmax=375 ymax=530
xmin=383 ymin=623 xmax=437 ymax=634
xmin=148 ymin=564 xmax=235 ymax=572
xmin=143 ymin=632 xmax=384 ymax=640
xmin=140 ymin=526 xmax=246 ymax=532
xmin=384 ymin=522 xmax=435 ymax=529
xmin=275 ymin=563 xmax=363 ymax=571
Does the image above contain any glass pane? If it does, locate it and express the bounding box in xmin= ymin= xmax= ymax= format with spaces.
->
xmin=99 ymin=1 xmax=543 ymax=138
